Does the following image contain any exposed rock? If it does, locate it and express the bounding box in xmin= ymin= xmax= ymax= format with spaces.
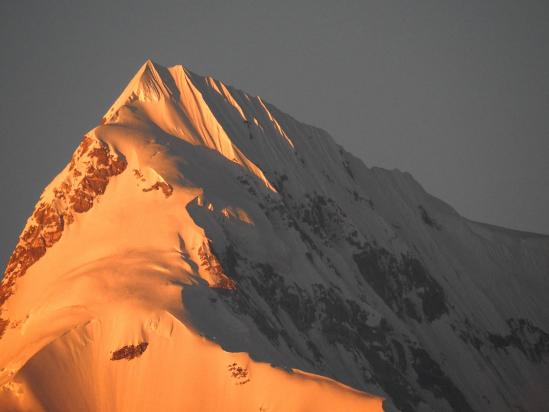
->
xmin=228 ymin=362 xmax=250 ymax=385
xmin=143 ymin=181 xmax=173 ymax=198
xmin=353 ymin=244 xmax=448 ymax=322
xmin=134 ymin=168 xmax=173 ymax=198
xmin=411 ymin=348 xmax=474 ymax=411
xmin=0 ymin=136 xmax=127 ymax=306
xmin=133 ymin=169 xmax=145 ymax=180
xmin=212 ymin=251 xmax=427 ymax=412
xmin=0 ymin=318 xmax=8 ymax=339
xmin=489 ymin=318 xmax=549 ymax=362
xmin=419 ymin=205 xmax=442 ymax=230
xmin=298 ymin=193 xmax=346 ymax=243
xmin=111 ymin=342 xmax=149 ymax=360
xmin=197 ymin=241 xmax=236 ymax=290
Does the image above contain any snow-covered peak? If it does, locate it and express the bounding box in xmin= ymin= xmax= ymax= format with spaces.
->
xmin=0 ymin=60 xmax=548 ymax=412
xmin=104 ymin=59 xmax=174 ymax=117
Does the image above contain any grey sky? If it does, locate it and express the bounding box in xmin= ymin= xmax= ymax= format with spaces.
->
xmin=1 ymin=1 xmax=548 ymax=270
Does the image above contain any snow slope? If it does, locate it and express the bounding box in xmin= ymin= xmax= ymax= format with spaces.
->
xmin=1 ymin=60 xmax=548 ymax=411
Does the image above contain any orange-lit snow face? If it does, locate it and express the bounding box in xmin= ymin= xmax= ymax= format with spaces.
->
xmin=5 ymin=308 xmax=384 ymax=412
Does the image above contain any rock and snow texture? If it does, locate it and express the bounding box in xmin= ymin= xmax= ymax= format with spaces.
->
xmin=0 ymin=60 xmax=548 ymax=412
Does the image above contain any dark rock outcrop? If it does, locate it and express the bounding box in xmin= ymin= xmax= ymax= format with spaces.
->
xmin=111 ymin=342 xmax=149 ymax=360
xmin=0 ymin=136 xmax=126 ymax=307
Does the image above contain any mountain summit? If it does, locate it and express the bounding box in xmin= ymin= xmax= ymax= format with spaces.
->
xmin=1 ymin=60 xmax=548 ymax=412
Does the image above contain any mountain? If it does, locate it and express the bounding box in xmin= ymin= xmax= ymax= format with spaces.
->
xmin=1 ymin=60 xmax=548 ymax=412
